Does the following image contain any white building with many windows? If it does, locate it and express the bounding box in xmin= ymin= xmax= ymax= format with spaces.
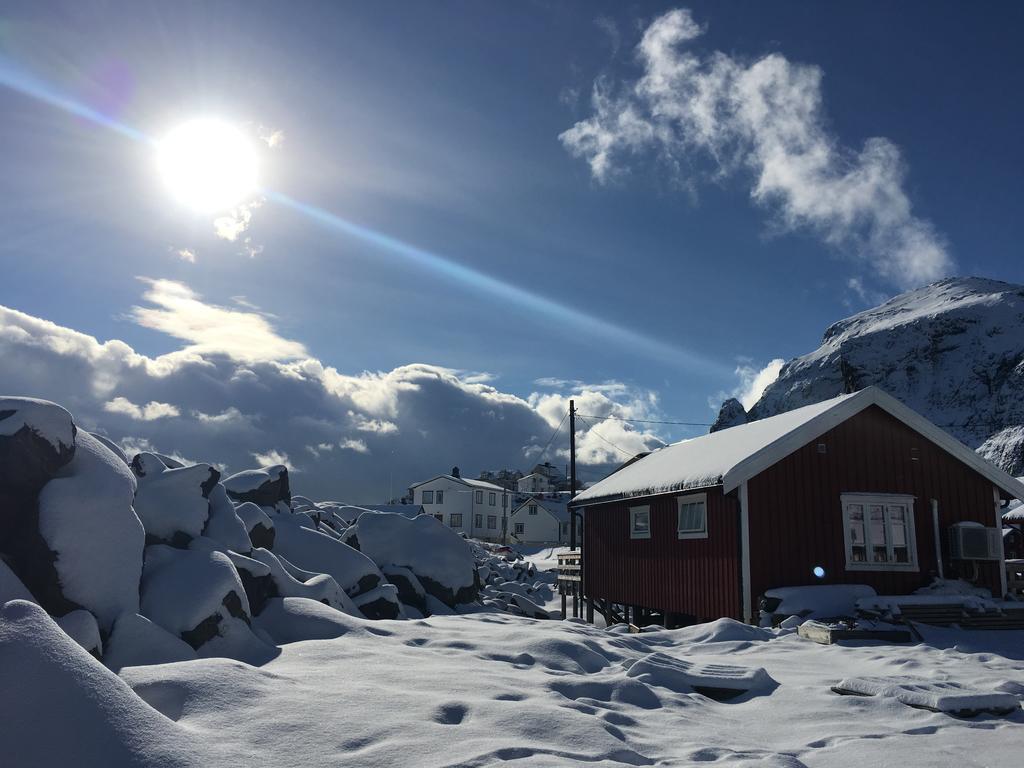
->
xmin=508 ymin=497 xmax=579 ymax=545
xmin=408 ymin=467 xmax=511 ymax=541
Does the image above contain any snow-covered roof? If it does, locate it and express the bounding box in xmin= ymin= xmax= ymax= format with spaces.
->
xmin=574 ymin=387 xmax=1024 ymax=506
xmin=513 ymin=497 xmax=570 ymax=523
xmin=409 ymin=474 xmax=505 ymax=491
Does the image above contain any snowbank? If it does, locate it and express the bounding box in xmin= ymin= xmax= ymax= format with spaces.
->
xmin=0 ymin=600 xmax=206 ymax=766
xmin=0 ymin=396 xmax=75 ymax=453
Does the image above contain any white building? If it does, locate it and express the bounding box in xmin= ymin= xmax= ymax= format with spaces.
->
xmin=408 ymin=468 xmax=511 ymax=541
xmin=508 ymin=497 xmax=580 ymax=545
xmin=517 ymin=472 xmax=557 ymax=494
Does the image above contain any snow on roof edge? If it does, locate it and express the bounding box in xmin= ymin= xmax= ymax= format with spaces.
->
xmin=573 ymin=387 xmax=1024 ymax=506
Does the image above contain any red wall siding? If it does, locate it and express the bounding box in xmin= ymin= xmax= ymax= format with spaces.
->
xmin=748 ymin=405 xmax=1003 ymax=600
xmin=582 ymin=487 xmax=741 ymax=621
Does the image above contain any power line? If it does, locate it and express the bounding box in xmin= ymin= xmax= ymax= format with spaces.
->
xmin=579 ymin=412 xmax=1017 ymax=431
xmin=575 ymin=414 xmax=636 ymax=459
xmin=577 ymin=413 xmax=713 ymax=427
xmin=536 ymin=408 xmax=569 ymax=463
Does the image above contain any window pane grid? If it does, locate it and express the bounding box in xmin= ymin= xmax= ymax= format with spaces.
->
xmin=843 ymin=497 xmax=915 ymax=569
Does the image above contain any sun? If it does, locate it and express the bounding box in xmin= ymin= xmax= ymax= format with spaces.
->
xmin=157 ymin=118 xmax=258 ymax=214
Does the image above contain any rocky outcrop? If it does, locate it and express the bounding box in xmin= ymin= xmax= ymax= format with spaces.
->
xmin=710 ymin=398 xmax=747 ymax=433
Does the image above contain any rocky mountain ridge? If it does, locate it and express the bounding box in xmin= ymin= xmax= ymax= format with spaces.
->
xmin=715 ymin=277 xmax=1024 ymax=475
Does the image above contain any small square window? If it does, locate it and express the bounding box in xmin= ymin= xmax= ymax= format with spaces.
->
xmin=450 ymin=513 xmax=463 ymax=528
xmin=677 ymin=494 xmax=707 ymax=539
xmin=514 ymin=522 xmax=525 ymax=535
xmin=528 ymin=504 xmax=538 ymax=515
xmin=487 ymin=515 xmax=497 ymax=529
xmin=630 ymin=505 xmax=651 ymax=539
xmin=422 ymin=490 xmax=434 ymax=504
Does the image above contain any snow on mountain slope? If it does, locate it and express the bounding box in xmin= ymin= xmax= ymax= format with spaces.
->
xmin=747 ymin=277 xmax=1024 ymax=475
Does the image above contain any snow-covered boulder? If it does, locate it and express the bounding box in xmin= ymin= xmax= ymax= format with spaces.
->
xmin=204 ymin=484 xmax=252 ymax=553
xmin=36 ymin=431 xmax=144 ymax=630
xmin=253 ymin=597 xmax=366 ymax=644
xmin=224 ymin=464 xmax=291 ymax=507
xmin=235 ymin=501 xmax=276 ymax=550
xmin=0 ymin=600 xmax=203 ymax=766
xmin=140 ymin=544 xmax=272 ymax=662
xmin=104 ymin=612 xmax=197 ymax=671
xmin=0 ymin=397 xmax=76 ymax=493
xmin=132 ymin=457 xmax=219 ymax=547
xmin=341 ymin=513 xmax=478 ymax=610
xmin=55 ymin=609 xmax=103 ymax=658
xmin=248 ymin=547 xmax=359 ymax=615
xmin=270 ymin=512 xmax=386 ymax=598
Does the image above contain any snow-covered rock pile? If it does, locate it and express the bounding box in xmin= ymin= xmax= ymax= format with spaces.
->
xmin=717 ymin=277 xmax=1024 ymax=475
xmin=471 ymin=541 xmax=557 ymax=619
xmin=0 ymin=395 xmax=503 ymax=671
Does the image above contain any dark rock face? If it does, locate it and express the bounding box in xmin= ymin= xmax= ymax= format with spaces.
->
xmin=249 ymin=523 xmax=275 ymax=550
xmin=356 ymin=595 xmax=403 ymax=620
xmin=235 ymin=563 xmax=278 ymax=616
xmin=0 ymin=399 xmax=80 ymax=618
xmin=710 ymin=398 xmax=748 ymax=433
xmin=224 ymin=466 xmax=291 ymax=507
xmin=382 ymin=566 xmax=428 ymax=615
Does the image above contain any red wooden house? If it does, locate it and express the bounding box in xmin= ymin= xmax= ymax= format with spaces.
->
xmin=572 ymin=387 xmax=1024 ymax=625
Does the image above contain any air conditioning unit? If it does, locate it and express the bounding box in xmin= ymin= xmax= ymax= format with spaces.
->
xmin=949 ymin=523 xmax=1001 ymax=561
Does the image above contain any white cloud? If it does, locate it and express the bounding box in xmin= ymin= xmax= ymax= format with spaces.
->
xmin=251 ymin=449 xmax=293 ymax=470
xmin=0 ymin=283 xmax=676 ymax=500
xmin=349 ymin=412 xmax=399 ymax=434
xmin=130 ymin=278 xmax=308 ymax=363
xmin=258 ymin=127 xmax=285 ymax=148
xmin=733 ymin=359 xmax=785 ymax=411
xmin=560 ymin=8 xmax=954 ymax=288
xmin=103 ymin=396 xmax=180 ymax=420
xmin=710 ymin=357 xmax=785 ymax=413
xmin=175 ymin=248 xmax=196 ymax=263
xmin=213 ymin=200 xmax=261 ymax=242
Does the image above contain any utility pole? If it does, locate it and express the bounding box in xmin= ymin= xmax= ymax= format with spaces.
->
xmin=569 ymin=399 xmax=577 ymax=551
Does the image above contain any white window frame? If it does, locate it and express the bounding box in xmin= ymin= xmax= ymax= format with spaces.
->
xmin=677 ymin=492 xmax=708 ymax=540
xmin=514 ymin=521 xmax=525 ymax=535
xmin=422 ymin=490 xmax=434 ymax=504
xmin=487 ymin=515 xmax=497 ymax=530
xmin=528 ymin=504 xmax=538 ymax=516
xmin=450 ymin=513 xmax=463 ymax=528
xmin=629 ymin=504 xmax=651 ymax=540
xmin=840 ymin=493 xmax=918 ymax=572
xmin=489 ymin=492 xmax=496 ymax=506
xmin=474 ymin=490 xmax=483 ymax=504
xmin=474 ymin=513 xmax=483 ymax=528
xmin=435 ymin=490 xmax=444 ymax=504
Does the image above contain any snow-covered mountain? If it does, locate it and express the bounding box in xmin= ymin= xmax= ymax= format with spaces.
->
xmin=726 ymin=277 xmax=1024 ymax=475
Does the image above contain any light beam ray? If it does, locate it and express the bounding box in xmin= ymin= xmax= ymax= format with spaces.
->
xmin=0 ymin=57 xmax=731 ymax=377
xmin=267 ymin=191 xmax=729 ymax=375
xmin=0 ymin=55 xmax=151 ymax=144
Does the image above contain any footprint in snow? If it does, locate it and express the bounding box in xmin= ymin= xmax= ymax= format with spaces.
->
xmin=433 ymin=702 xmax=468 ymax=725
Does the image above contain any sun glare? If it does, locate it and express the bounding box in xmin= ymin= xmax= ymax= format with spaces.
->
xmin=157 ymin=118 xmax=257 ymax=214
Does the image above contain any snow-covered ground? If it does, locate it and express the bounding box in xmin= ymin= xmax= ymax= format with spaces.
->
xmin=5 ymin=598 xmax=1021 ymax=767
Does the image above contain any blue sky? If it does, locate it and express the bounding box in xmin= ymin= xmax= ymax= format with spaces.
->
xmin=1 ymin=1 xmax=1022 ymax=497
